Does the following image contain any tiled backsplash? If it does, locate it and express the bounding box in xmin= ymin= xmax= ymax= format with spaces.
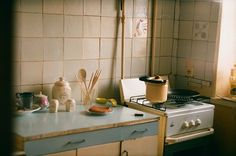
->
xmin=13 ymin=0 xmax=221 ymax=102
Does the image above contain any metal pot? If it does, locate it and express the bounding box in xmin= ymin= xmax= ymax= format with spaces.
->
xmin=139 ymin=76 xmax=168 ymax=103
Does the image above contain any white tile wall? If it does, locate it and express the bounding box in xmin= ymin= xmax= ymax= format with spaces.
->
xmin=43 ymin=14 xmax=63 ymax=37
xmin=44 ymin=38 xmax=63 ymax=61
xmin=21 ymin=38 xmax=44 ymax=61
xmin=13 ymin=0 xmax=221 ymax=101
xmin=83 ymin=16 xmax=101 ymax=37
xmin=64 ymin=0 xmax=83 ymax=15
xmin=64 ymin=15 xmax=83 ymax=37
xmin=84 ymin=0 xmax=101 ymax=16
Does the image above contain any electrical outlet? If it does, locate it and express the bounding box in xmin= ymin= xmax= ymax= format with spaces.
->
xmin=186 ymin=67 xmax=194 ymax=77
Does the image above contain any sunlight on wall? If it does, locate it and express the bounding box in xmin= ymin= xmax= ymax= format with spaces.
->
xmin=216 ymin=0 xmax=236 ymax=97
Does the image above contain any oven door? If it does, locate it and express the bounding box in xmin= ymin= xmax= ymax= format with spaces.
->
xmin=164 ymin=128 xmax=214 ymax=156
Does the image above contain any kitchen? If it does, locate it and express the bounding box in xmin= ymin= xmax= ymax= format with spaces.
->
xmin=0 ymin=0 xmax=235 ymax=155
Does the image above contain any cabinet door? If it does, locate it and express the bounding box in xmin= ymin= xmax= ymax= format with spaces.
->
xmin=46 ymin=150 xmax=76 ymax=156
xmin=77 ymin=142 xmax=120 ymax=156
xmin=121 ymin=135 xmax=158 ymax=156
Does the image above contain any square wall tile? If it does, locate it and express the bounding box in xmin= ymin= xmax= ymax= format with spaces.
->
xmin=159 ymin=57 xmax=172 ymax=74
xmin=207 ymin=42 xmax=216 ymax=62
xmin=134 ymin=0 xmax=148 ymax=18
xmin=14 ymin=13 xmax=22 ymax=37
xmin=194 ymin=1 xmax=211 ymax=21
xmin=43 ymin=14 xmax=63 ymax=37
xmin=210 ymin=2 xmax=220 ymax=22
xmin=21 ymin=85 xmax=42 ymax=94
xmin=115 ymin=58 xmax=131 ymax=78
xmin=154 ymin=20 xmax=161 ymax=37
xmin=68 ymin=82 xmax=81 ymax=102
xmin=101 ymin=17 xmax=117 ymax=38
xmin=21 ymin=62 xmax=43 ymax=85
xmin=156 ymin=0 xmax=163 ymax=19
xmin=21 ymin=13 xmax=43 ymax=37
xmin=125 ymin=0 xmax=133 ymax=17
xmin=208 ymin=22 xmax=218 ymax=42
xmin=81 ymin=60 xmax=99 ymax=80
xmin=21 ymin=38 xmax=43 ymax=61
xmin=101 ymin=0 xmax=117 ymax=17
xmin=64 ymin=15 xmax=83 ymax=37
xmin=205 ymin=62 xmax=213 ymax=81
xmin=180 ymin=0 xmax=194 ymax=20
xmin=155 ymin=38 xmax=161 ymax=56
xmin=192 ymin=41 xmax=208 ymax=60
xmin=193 ymin=21 xmax=209 ymax=41
xmin=43 ymin=0 xmax=63 ymax=14
xmin=13 ymin=62 xmax=21 ymax=85
xmin=64 ymin=60 xmax=82 ymax=81
xmin=83 ymin=38 xmax=99 ymax=59
xmin=43 ymin=61 xmax=63 ymax=83
xmin=42 ymin=84 xmax=53 ymax=100
xmin=64 ymin=38 xmax=83 ymax=60
xmin=179 ymin=21 xmax=193 ymax=39
xmin=13 ymin=38 xmax=21 ymax=61
xmin=177 ymin=39 xmax=192 ymax=58
xmin=100 ymin=38 xmax=116 ymax=59
xmin=172 ymin=39 xmax=178 ymax=57
xmin=21 ymin=0 xmax=42 ymax=13
xmin=64 ymin=0 xmax=83 ymax=15
xmin=131 ymin=57 xmax=146 ymax=77
xmin=116 ymin=39 xmax=132 ymax=58
xmin=162 ymin=0 xmax=175 ymax=19
xmin=84 ymin=0 xmax=101 ymax=16
xmin=133 ymin=18 xmax=147 ymax=38
xmin=133 ymin=38 xmax=147 ymax=57
xmin=176 ymin=58 xmax=186 ymax=76
xmin=160 ymin=38 xmax=173 ymax=56
xmin=83 ymin=16 xmax=100 ymax=37
xmin=161 ymin=20 xmax=173 ymax=38
xmin=154 ymin=57 xmax=160 ymax=75
xmin=193 ymin=60 xmax=205 ymax=79
xmin=100 ymin=59 xmax=116 ymax=79
xmin=44 ymin=38 xmax=63 ymax=61
xmin=97 ymin=79 xmax=115 ymax=98
xmin=174 ymin=21 xmax=179 ymax=39
xmin=14 ymin=0 xmax=21 ymax=12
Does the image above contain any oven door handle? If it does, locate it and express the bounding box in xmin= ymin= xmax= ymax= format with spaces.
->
xmin=166 ymin=128 xmax=214 ymax=144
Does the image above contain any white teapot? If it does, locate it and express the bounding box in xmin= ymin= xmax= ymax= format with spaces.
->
xmin=52 ymin=77 xmax=72 ymax=105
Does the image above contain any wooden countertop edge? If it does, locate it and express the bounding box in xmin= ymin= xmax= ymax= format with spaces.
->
xmin=15 ymin=117 xmax=159 ymax=142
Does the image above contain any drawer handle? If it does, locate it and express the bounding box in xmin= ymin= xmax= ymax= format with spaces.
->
xmin=64 ymin=139 xmax=86 ymax=147
xmin=131 ymin=128 xmax=148 ymax=135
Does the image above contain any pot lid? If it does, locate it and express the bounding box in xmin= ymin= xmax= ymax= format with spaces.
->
xmin=35 ymin=91 xmax=47 ymax=98
xmin=54 ymin=77 xmax=70 ymax=86
xmin=139 ymin=75 xmax=167 ymax=84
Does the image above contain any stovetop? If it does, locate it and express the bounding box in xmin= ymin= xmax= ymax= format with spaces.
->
xmin=128 ymin=95 xmax=213 ymax=115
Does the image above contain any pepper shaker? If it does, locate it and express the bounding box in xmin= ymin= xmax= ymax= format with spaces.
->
xmin=49 ymin=99 xmax=59 ymax=113
xmin=65 ymin=99 xmax=76 ymax=112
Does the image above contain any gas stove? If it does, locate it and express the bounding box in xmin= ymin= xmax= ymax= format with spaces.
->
xmin=119 ymin=78 xmax=215 ymax=143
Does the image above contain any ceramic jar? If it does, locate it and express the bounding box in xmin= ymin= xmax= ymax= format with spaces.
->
xmin=65 ymin=98 xmax=76 ymax=112
xmin=52 ymin=77 xmax=72 ymax=105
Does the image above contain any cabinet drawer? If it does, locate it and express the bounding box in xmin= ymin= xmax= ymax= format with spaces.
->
xmin=121 ymin=121 xmax=158 ymax=140
xmin=24 ymin=121 xmax=158 ymax=155
xmin=25 ymin=127 xmax=122 ymax=155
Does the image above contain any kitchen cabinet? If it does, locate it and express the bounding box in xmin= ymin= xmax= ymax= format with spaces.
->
xmin=211 ymin=98 xmax=236 ymax=156
xmin=121 ymin=135 xmax=158 ymax=156
xmin=14 ymin=105 xmax=160 ymax=156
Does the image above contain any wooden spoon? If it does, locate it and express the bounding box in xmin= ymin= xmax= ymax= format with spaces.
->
xmin=79 ymin=69 xmax=88 ymax=92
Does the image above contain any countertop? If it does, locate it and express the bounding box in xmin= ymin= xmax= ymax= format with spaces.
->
xmin=14 ymin=105 xmax=159 ymax=142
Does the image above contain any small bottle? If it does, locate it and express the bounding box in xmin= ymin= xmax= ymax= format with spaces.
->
xmin=49 ymin=99 xmax=59 ymax=113
xmin=65 ymin=99 xmax=76 ymax=112
xmin=230 ymin=64 xmax=236 ymax=96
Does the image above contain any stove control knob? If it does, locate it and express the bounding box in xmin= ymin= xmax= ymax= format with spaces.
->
xmin=189 ymin=120 xmax=196 ymax=127
xmin=195 ymin=119 xmax=202 ymax=126
xmin=182 ymin=121 xmax=189 ymax=128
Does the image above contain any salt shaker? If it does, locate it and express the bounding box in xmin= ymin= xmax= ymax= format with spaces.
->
xmin=65 ymin=99 xmax=76 ymax=112
xmin=49 ymin=99 xmax=59 ymax=113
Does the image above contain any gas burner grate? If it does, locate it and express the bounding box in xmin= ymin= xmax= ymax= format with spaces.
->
xmin=129 ymin=95 xmax=166 ymax=111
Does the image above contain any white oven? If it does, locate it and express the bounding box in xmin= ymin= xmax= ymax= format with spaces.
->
xmin=119 ymin=78 xmax=215 ymax=156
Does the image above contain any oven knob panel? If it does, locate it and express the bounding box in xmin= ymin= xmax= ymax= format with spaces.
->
xmin=195 ymin=118 xmax=202 ymax=126
xmin=182 ymin=121 xmax=189 ymax=128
